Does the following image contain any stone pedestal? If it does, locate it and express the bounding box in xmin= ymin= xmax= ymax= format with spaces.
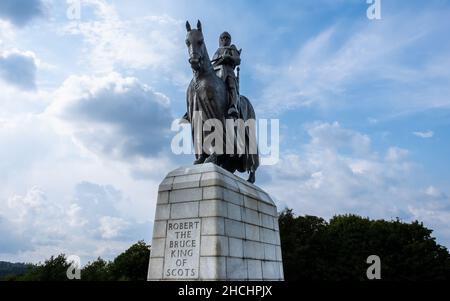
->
xmin=147 ymin=163 xmax=284 ymax=281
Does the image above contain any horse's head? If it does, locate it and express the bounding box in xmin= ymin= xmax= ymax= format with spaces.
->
xmin=185 ymin=20 xmax=206 ymax=71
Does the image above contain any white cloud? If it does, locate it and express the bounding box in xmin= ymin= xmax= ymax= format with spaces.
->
xmin=3 ymin=187 xmax=67 ymax=249
xmin=0 ymin=88 xmax=170 ymax=262
xmin=408 ymin=187 xmax=450 ymax=248
xmin=261 ymin=122 xmax=450 ymax=247
xmin=47 ymin=72 xmax=173 ymax=160
xmin=0 ymin=20 xmax=15 ymax=46
xmin=266 ymin=122 xmax=410 ymax=216
xmin=67 ymin=203 xmax=88 ymax=228
xmin=99 ymin=216 xmax=129 ymax=240
xmin=385 ymin=147 xmax=409 ymax=162
xmin=413 ymin=131 xmax=434 ymax=139
xmin=0 ymin=79 xmax=173 ymax=253
xmin=306 ymin=121 xmax=371 ymax=156
xmin=59 ymin=0 xmax=188 ymax=85
xmin=0 ymin=182 xmax=153 ymax=263
xmin=424 ymin=186 xmax=445 ymax=199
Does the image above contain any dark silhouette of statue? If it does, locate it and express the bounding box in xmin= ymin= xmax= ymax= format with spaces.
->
xmin=211 ymin=32 xmax=241 ymax=120
xmin=182 ymin=20 xmax=259 ymax=183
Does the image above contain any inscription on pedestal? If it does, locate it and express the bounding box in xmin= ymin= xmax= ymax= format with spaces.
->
xmin=163 ymin=218 xmax=201 ymax=279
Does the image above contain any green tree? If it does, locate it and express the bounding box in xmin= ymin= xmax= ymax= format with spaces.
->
xmin=0 ymin=262 xmax=33 ymax=279
xmin=81 ymin=258 xmax=112 ymax=281
xmin=278 ymin=209 xmax=329 ymax=280
xmin=110 ymin=240 xmax=150 ymax=281
xmin=278 ymin=209 xmax=450 ymax=281
xmin=18 ymin=255 xmax=71 ymax=281
xmin=6 ymin=241 xmax=151 ymax=281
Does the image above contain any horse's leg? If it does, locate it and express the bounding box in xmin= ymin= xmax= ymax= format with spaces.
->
xmin=247 ymin=171 xmax=256 ymax=184
xmin=204 ymin=152 xmax=218 ymax=164
xmin=194 ymin=153 xmax=208 ymax=165
xmin=216 ymin=155 xmax=237 ymax=173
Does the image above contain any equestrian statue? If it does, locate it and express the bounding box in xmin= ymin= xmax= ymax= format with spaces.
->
xmin=181 ymin=20 xmax=259 ymax=183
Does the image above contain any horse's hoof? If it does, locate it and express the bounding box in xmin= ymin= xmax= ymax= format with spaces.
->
xmin=247 ymin=172 xmax=256 ymax=184
xmin=194 ymin=154 xmax=207 ymax=165
xmin=204 ymin=154 xmax=218 ymax=164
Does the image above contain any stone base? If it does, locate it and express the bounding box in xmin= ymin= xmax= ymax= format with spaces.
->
xmin=147 ymin=163 xmax=284 ymax=281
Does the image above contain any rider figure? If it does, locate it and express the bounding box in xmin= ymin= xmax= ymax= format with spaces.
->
xmin=212 ymin=32 xmax=240 ymax=120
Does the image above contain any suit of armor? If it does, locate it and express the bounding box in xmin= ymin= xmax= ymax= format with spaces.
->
xmin=212 ymin=32 xmax=241 ymax=119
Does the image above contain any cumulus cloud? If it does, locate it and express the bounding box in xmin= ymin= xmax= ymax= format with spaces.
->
xmin=0 ymin=50 xmax=37 ymax=90
xmin=265 ymin=122 xmax=410 ymax=216
xmin=0 ymin=0 xmax=44 ymax=27
xmin=307 ymin=121 xmax=371 ymax=156
xmin=413 ymin=131 xmax=434 ymax=139
xmin=0 ymin=72 xmax=177 ymax=263
xmin=47 ymin=72 xmax=173 ymax=160
xmin=408 ymin=187 xmax=450 ymax=248
xmin=2 ymin=187 xmax=67 ymax=250
xmin=0 ymin=182 xmax=152 ymax=263
xmin=60 ymin=0 xmax=188 ymax=84
xmin=68 ymin=181 xmax=149 ymax=241
xmin=99 ymin=216 xmax=129 ymax=240
xmin=261 ymin=122 xmax=450 ymax=247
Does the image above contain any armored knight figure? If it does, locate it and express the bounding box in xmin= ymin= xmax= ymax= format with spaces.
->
xmin=181 ymin=21 xmax=259 ymax=183
xmin=211 ymin=31 xmax=241 ymax=119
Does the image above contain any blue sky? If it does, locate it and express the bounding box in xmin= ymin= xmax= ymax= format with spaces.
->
xmin=1 ymin=0 xmax=450 ymax=264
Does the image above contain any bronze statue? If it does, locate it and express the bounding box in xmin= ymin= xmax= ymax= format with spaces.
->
xmin=182 ymin=20 xmax=259 ymax=183
xmin=211 ymin=31 xmax=241 ymax=120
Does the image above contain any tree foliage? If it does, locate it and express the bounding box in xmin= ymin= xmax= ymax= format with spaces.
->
xmin=81 ymin=257 xmax=112 ymax=281
xmin=2 ymin=241 xmax=150 ymax=281
xmin=110 ymin=240 xmax=150 ymax=281
xmin=3 ymin=212 xmax=449 ymax=281
xmin=0 ymin=262 xmax=32 ymax=280
xmin=279 ymin=209 xmax=450 ymax=281
xmin=18 ymin=255 xmax=71 ymax=281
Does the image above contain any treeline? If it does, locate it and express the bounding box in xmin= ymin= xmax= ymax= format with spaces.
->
xmin=1 ymin=241 xmax=150 ymax=281
xmin=279 ymin=210 xmax=450 ymax=281
xmin=0 ymin=262 xmax=32 ymax=278
xmin=2 ymin=210 xmax=450 ymax=281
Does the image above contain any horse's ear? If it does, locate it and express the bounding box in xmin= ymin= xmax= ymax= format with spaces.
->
xmin=197 ymin=20 xmax=202 ymax=32
xmin=186 ymin=21 xmax=191 ymax=32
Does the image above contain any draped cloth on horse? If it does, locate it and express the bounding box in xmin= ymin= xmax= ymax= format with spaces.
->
xmin=234 ymin=95 xmax=260 ymax=173
xmin=186 ymin=78 xmax=228 ymax=159
xmin=186 ymin=79 xmax=259 ymax=174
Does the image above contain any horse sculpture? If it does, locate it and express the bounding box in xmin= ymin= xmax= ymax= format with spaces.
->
xmin=183 ymin=20 xmax=259 ymax=183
